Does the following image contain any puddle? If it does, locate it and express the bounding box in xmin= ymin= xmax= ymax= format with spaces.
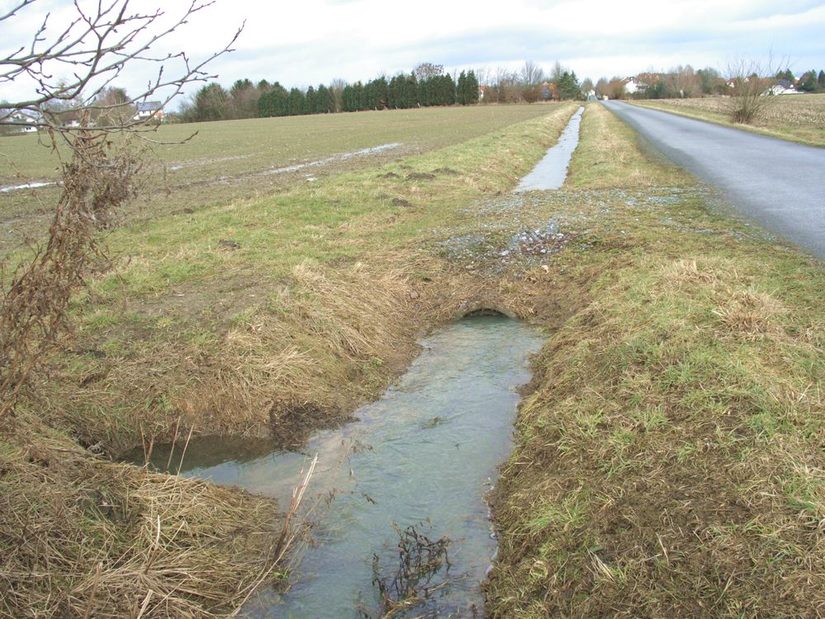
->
xmin=167 ymin=154 xmax=253 ymax=171
xmin=515 ymin=106 xmax=584 ymax=191
xmin=260 ymin=143 xmax=402 ymax=176
xmin=0 ymin=181 xmax=57 ymax=193
xmin=130 ymin=315 xmax=543 ymax=617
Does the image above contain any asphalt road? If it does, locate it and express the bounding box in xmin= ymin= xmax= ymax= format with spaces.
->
xmin=603 ymin=101 xmax=825 ymax=260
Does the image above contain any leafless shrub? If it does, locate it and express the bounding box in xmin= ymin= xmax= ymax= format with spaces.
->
xmin=726 ymin=58 xmax=781 ymax=124
xmin=0 ymin=128 xmax=142 ymax=418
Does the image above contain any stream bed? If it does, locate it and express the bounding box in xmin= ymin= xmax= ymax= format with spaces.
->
xmin=133 ymin=315 xmax=544 ymax=617
xmin=516 ymin=106 xmax=584 ymax=191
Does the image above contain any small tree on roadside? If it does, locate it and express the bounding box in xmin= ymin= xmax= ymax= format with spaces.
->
xmin=557 ymin=71 xmax=580 ymax=100
xmin=726 ymin=60 xmax=774 ymax=123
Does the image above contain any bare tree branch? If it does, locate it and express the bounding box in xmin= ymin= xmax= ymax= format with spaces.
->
xmin=1 ymin=0 xmax=242 ymax=136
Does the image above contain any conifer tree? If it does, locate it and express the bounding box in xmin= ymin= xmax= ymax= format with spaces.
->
xmin=443 ymin=74 xmax=456 ymax=105
xmin=466 ymin=70 xmax=480 ymax=104
xmin=305 ymin=86 xmax=317 ymax=114
xmin=798 ymin=70 xmax=818 ymax=92
xmin=405 ymin=73 xmax=419 ymax=108
xmin=257 ymin=82 xmax=288 ymax=117
xmin=316 ymin=85 xmax=330 ymax=113
xmin=457 ymin=71 xmax=467 ymax=105
xmin=342 ymin=84 xmax=354 ymax=112
xmin=287 ymin=87 xmax=306 ymax=115
xmin=373 ymin=76 xmax=389 ymax=109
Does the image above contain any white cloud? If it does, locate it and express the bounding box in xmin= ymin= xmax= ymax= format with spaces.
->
xmin=1 ymin=0 xmax=823 ymax=103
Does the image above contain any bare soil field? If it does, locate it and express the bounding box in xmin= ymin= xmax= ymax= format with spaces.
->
xmin=632 ymin=93 xmax=825 ymax=146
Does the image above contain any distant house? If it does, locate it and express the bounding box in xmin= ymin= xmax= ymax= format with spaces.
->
xmin=766 ymin=80 xmax=800 ymax=96
xmin=134 ymin=101 xmax=164 ymax=122
xmin=624 ymin=78 xmax=648 ymax=95
xmin=478 ymin=86 xmax=488 ymax=101
xmin=0 ymin=109 xmax=40 ymax=133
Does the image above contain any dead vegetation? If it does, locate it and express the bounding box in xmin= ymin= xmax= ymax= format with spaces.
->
xmin=366 ymin=524 xmax=453 ymax=618
xmin=0 ymin=105 xmax=578 ymax=615
xmin=3 ymin=90 xmax=823 ymax=617
xmin=0 ymin=132 xmax=141 ymax=420
xmin=0 ymin=437 xmax=279 ymax=617
xmin=486 ymin=252 xmax=824 ymax=617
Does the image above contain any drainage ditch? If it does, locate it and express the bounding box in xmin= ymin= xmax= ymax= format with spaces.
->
xmin=131 ymin=314 xmax=543 ymax=616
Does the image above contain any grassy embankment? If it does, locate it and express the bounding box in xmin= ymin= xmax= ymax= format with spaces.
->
xmin=2 ymin=99 xmax=822 ymax=616
xmin=0 ymin=103 xmax=579 ymax=616
xmin=631 ymin=94 xmax=825 ymax=146
xmin=486 ymin=103 xmax=824 ymax=616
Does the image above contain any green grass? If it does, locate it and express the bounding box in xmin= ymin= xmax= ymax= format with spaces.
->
xmin=27 ymin=103 xmax=579 ymax=451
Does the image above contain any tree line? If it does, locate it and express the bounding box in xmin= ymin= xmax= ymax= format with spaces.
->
xmin=179 ymin=64 xmax=481 ymax=122
xmin=595 ymin=65 xmax=825 ymax=100
xmin=478 ymin=61 xmax=583 ymax=104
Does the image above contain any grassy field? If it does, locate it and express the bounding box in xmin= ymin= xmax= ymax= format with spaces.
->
xmin=1 ymin=101 xmax=823 ymax=616
xmin=0 ymin=105 xmax=552 ymax=254
xmin=632 ymin=94 xmax=825 ymax=146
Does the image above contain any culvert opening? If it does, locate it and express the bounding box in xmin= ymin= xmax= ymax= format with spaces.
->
xmin=463 ymin=307 xmax=510 ymax=318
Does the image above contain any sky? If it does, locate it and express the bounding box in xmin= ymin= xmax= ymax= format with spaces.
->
xmin=1 ymin=0 xmax=824 ymax=106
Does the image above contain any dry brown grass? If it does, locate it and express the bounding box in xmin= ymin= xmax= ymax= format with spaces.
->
xmin=1 ymin=107 xmax=581 ymax=615
xmin=0 ymin=436 xmax=279 ymax=618
xmin=487 ymin=251 xmax=825 ymax=617
xmin=633 ymin=94 xmax=825 ymax=145
xmin=483 ymin=103 xmax=825 ymax=618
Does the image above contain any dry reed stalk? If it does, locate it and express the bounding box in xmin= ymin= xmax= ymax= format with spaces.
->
xmin=0 ymin=442 xmax=281 ymax=617
xmin=176 ymin=426 xmax=194 ymax=476
xmin=273 ymin=454 xmax=318 ymax=564
xmin=165 ymin=416 xmax=181 ymax=471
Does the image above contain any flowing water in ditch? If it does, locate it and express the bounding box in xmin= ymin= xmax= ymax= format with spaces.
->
xmin=515 ymin=106 xmax=584 ymax=191
xmin=133 ymin=315 xmax=543 ymax=617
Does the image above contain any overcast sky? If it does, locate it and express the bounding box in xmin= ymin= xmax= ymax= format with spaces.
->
xmin=2 ymin=0 xmax=824 ymax=105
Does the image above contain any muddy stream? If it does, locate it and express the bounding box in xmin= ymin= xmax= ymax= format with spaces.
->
xmin=132 ymin=315 xmax=543 ymax=616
